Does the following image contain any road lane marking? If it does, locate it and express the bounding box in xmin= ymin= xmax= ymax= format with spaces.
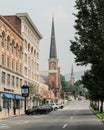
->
xmin=63 ymin=123 xmax=67 ymax=128
xmin=70 ymin=116 xmax=73 ymax=119
xmin=0 ymin=124 xmax=11 ymax=129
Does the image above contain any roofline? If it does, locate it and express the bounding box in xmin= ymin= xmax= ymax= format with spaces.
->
xmin=0 ymin=15 xmax=23 ymax=40
xmin=16 ymin=13 xmax=43 ymax=39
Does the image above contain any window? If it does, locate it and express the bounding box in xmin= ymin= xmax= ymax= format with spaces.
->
xmin=51 ymin=63 xmax=55 ymax=70
xmin=2 ymin=71 xmax=5 ymax=84
xmin=12 ymin=60 xmax=14 ymax=70
xmin=25 ymin=53 xmax=27 ymax=63
xmin=1 ymin=31 xmax=5 ymax=47
xmin=3 ymin=99 xmax=11 ymax=108
xmin=2 ymin=54 xmax=5 ymax=66
xmin=20 ymin=64 xmax=22 ymax=73
xmin=7 ymin=57 xmax=10 ymax=68
xmin=7 ymin=74 xmax=10 ymax=85
xmin=16 ymin=62 xmax=18 ymax=72
xmin=20 ymin=79 xmax=22 ymax=87
xmin=16 ymin=77 xmax=19 ymax=87
xmin=24 ymin=67 xmax=27 ymax=76
xmin=12 ymin=40 xmax=14 ymax=54
xmin=7 ymin=35 xmax=10 ymax=50
xmin=25 ymin=39 xmax=27 ymax=49
xmin=12 ymin=76 xmax=15 ymax=86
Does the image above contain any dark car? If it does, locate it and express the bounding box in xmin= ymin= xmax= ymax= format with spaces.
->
xmin=25 ymin=104 xmax=53 ymax=115
xmin=25 ymin=107 xmax=37 ymax=115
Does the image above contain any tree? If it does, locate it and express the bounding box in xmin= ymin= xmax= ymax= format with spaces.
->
xmin=60 ymin=74 xmax=69 ymax=99
xmin=70 ymin=0 xmax=104 ymax=66
xmin=70 ymin=0 xmax=104 ymax=112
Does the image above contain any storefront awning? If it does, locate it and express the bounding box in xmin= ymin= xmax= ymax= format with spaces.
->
xmin=2 ymin=93 xmax=24 ymax=100
xmin=16 ymin=95 xmax=24 ymax=100
xmin=3 ymin=93 xmax=14 ymax=99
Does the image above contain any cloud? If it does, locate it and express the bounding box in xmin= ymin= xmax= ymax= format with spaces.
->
xmin=41 ymin=6 xmax=69 ymax=23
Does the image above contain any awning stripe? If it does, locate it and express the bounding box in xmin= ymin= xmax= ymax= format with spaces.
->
xmin=2 ymin=93 xmax=24 ymax=100
xmin=16 ymin=95 xmax=24 ymax=100
xmin=3 ymin=93 xmax=14 ymax=99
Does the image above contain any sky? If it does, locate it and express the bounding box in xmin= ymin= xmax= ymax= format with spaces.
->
xmin=0 ymin=0 xmax=90 ymax=74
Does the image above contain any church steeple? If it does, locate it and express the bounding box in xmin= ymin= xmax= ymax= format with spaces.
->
xmin=70 ymin=65 xmax=75 ymax=85
xmin=49 ymin=16 xmax=57 ymax=58
xmin=48 ymin=16 xmax=60 ymax=101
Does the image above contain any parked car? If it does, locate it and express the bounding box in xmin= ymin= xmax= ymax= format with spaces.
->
xmin=57 ymin=103 xmax=64 ymax=109
xmin=48 ymin=103 xmax=59 ymax=110
xmin=25 ymin=104 xmax=53 ymax=115
xmin=25 ymin=107 xmax=37 ymax=115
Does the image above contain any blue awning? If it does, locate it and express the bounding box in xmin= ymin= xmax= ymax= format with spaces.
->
xmin=3 ymin=93 xmax=14 ymax=99
xmin=15 ymin=95 xmax=24 ymax=100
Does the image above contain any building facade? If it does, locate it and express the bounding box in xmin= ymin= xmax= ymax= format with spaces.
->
xmin=0 ymin=16 xmax=24 ymax=117
xmin=4 ymin=13 xmax=42 ymax=108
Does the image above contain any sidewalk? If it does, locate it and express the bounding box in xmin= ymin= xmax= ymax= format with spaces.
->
xmin=0 ymin=113 xmax=24 ymax=120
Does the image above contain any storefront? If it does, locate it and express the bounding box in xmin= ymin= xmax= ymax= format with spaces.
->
xmin=0 ymin=92 xmax=24 ymax=117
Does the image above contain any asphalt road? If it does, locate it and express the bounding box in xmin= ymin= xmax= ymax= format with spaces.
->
xmin=0 ymin=100 xmax=104 ymax=130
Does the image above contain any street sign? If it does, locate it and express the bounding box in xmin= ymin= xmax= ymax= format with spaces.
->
xmin=21 ymin=85 xmax=29 ymax=97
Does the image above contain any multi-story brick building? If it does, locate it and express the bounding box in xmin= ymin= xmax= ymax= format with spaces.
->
xmin=4 ymin=13 xmax=42 ymax=108
xmin=0 ymin=16 xmax=24 ymax=117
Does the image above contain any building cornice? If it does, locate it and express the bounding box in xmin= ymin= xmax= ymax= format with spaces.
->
xmin=16 ymin=13 xmax=42 ymax=40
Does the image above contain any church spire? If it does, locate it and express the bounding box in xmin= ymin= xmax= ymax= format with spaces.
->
xmin=70 ymin=65 xmax=75 ymax=85
xmin=49 ymin=16 xmax=57 ymax=58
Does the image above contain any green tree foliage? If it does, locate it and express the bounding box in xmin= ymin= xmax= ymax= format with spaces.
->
xmin=70 ymin=0 xmax=104 ymax=66
xmin=70 ymin=0 xmax=104 ymax=111
xmin=60 ymin=74 xmax=69 ymax=98
xmin=60 ymin=74 xmax=69 ymax=92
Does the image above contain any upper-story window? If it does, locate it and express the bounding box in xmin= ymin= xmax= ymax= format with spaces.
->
xmin=12 ymin=59 xmax=14 ymax=70
xmin=51 ymin=63 xmax=55 ymax=70
xmin=1 ymin=31 xmax=5 ymax=47
xmin=16 ymin=77 xmax=19 ymax=87
xmin=28 ymin=43 xmax=30 ymax=51
xmin=2 ymin=71 xmax=5 ymax=84
xmin=25 ymin=53 xmax=27 ymax=63
xmin=15 ymin=43 xmax=18 ymax=57
xmin=7 ymin=35 xmax=10 ymax=50
xmin=12 ymin=40 xmax=15 ymax=54
xmin=7 ymin=74 xmax=10 ymax=85
xmin=34 ymin=50 xmax=36 ymax=57
xmin=16 ymin=62 xmax=18 ymax=72
xmin=31 ymin=46 xmax=33 ymax=54
xmin=12 ymin=76 xmax=15 ymax=86
xmin=2 ymin=54 xmax=5 ymax=66
xmin=24 ymin=39 xmax=27 ymax=49
xmin=7 ymin=57 xmax=10 ymax=68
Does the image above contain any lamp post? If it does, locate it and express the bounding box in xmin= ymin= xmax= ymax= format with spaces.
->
xmin=21 ymin=85 xmax=29 ymax=114
xmin=13 ymin=94 xmax=16 ymax=115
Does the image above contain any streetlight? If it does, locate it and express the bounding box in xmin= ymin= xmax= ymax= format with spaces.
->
xmin=21 ymin=85 xmax=29 ymax=114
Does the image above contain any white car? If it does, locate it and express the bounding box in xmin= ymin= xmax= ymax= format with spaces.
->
xmin=49 ymin=103 xmax=59 ymax=110
xmin=57 ymin=103 xmax=64 ymax=109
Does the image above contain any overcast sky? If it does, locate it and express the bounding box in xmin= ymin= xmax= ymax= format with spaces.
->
xmin=0 ymin=0 xmax=90 ymax=74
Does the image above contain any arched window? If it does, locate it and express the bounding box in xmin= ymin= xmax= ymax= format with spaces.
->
xmin=1 ymin=31 xmax=5 ymax=47
xmin=12 ymin=40 xmax=15 ymax=54
xmin=7 ymin=35 xmax=10 ymax=50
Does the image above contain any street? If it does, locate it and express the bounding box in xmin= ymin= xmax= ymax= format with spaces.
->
xmin=0 ymin=100 xmax=104 ymax=130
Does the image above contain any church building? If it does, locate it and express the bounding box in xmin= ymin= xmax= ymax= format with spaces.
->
xmin=48 ymin=16 xmax=61 ymax=103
